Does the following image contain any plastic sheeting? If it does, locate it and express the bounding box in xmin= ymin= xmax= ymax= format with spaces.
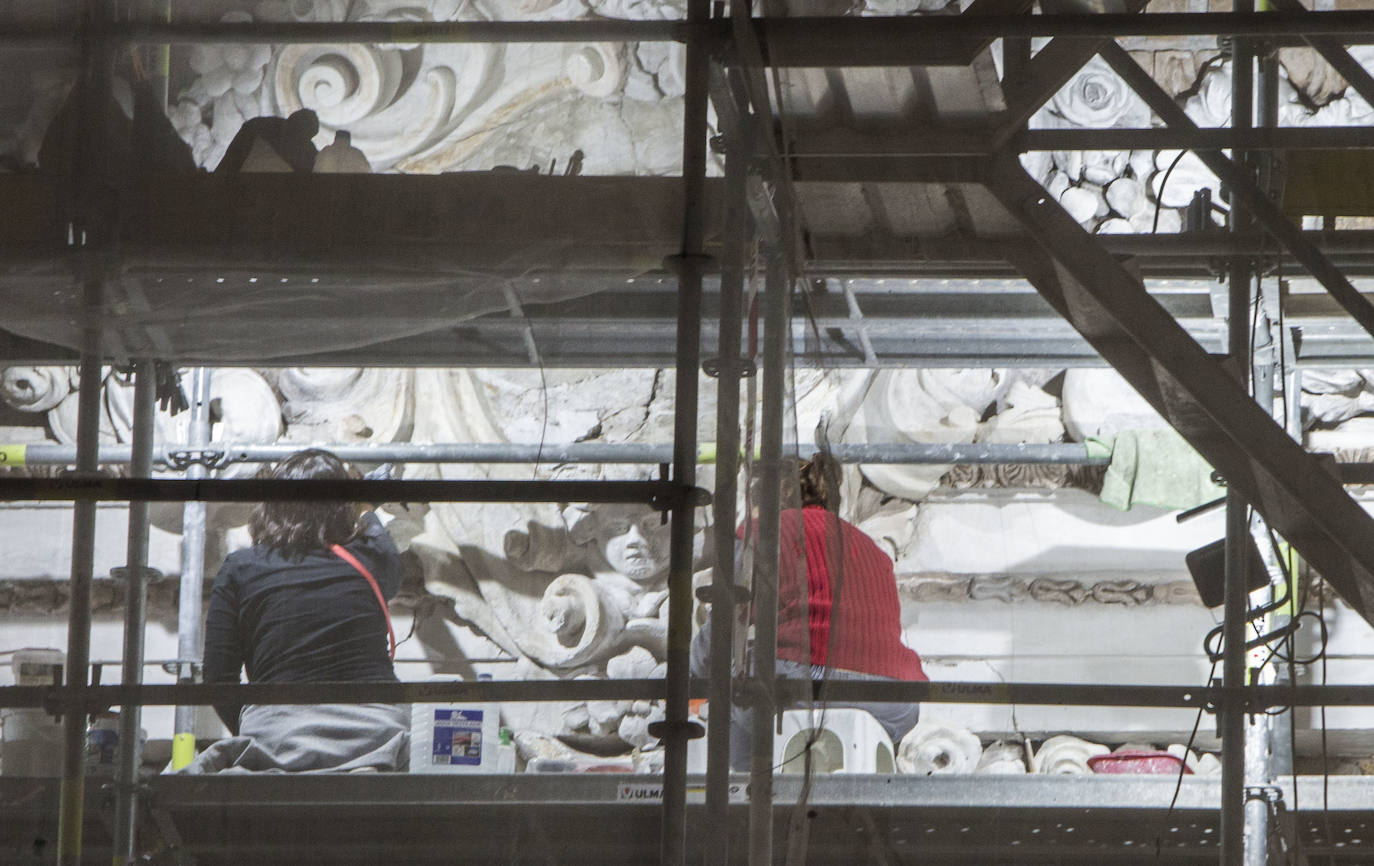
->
xmin=0 ymin=172 xmax=720 ymax=363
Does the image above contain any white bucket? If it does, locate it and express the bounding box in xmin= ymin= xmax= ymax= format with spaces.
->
xmin=0 ymin=708 xmax=64 ymax=777
xmin=775 ymin=708 xmax=895 ymax=774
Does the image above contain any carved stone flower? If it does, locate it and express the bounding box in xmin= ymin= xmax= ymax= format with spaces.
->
xmin=1051 ymin=56 xmax=1148 ymax=128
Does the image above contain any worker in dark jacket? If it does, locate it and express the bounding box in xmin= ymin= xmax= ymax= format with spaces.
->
xmin=183 ymin=448 xmax=408 ymax=773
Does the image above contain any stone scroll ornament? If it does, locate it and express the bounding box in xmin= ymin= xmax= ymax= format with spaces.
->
xmin=896 ymin=718 xmax=985 ymax=775
xmin=0 ymin=366 xmax=74 ymax=414
xmin=162 ymin=0 xmax=693 ymax=176
xmin=401 ymin=368 xmax=687 ymax=743
xmin=1030 ymin=734 xmax=1110 ymax=775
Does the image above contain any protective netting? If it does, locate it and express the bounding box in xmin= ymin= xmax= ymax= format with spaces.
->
xmin=0 ymin=168 xmax=703 ymax=362
xmin=0 ymin=23 xmax=710 ymax=363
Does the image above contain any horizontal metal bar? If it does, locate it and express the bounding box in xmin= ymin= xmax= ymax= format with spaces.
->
xmin=3 ymin=441 xmax=1109 ymax=467
xmin=792 ymin=125 xmax=1374 ymax=158
xmin=0 ymin=477 xmax=696 ymax=505
xmin=793 ymin=681 xmax=1374 ymax=710
xmin=3 ymin=12 xmax=1373 ymax=50
xmin=782 ymin=680 xmax=1208 ymax=708
xmin=753 ymin=11 xmax=1374 ymax=42
xmin=830 ymin=442 xmax=1107 ymax=464
xmin=132 ymin=773 xmax=1374 ymax=813
xmin=1024 ymin=125 xmax=1374 ymax=153
xmin=0 ymin=679 xmax=675 ymax=711
xmin=6 ymin=678 xmax=1371 ymax=712
xmin=15 ymin=441 xmax=1374 ymax=473
xmin=0 ymin=18 xmax=690 ymax=46
xmin=14 ymin=442 xmax=681 ymax=467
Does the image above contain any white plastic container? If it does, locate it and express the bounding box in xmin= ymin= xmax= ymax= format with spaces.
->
xmin=1 ymin=708 xmax=64 ymax=777
xmin=409 ymin=675 xmax=501 ymax=773
xmin=775 ymin=708 xmax=895 ymax=774
xmin=494 ymin=728 xmax=516 ymax=774
xmin=2 ymin=650 xmax=65 ymax=777
xmin=685 ymin=714 xmax=708 ymax=774
xmin=12 ymin=648 xmax=64 ymax=686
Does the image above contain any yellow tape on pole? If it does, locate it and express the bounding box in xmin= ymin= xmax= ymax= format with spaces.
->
xmin=170 ymin=732 xmax=197 ymax=771
xmin=57 ymin=777 xmax=84 ymax=860
xmin=0 ymin=444 xmax=27 ymax=466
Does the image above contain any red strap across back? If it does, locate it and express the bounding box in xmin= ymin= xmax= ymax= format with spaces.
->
xmin=332 ymin=544 xmax=397 ymax=661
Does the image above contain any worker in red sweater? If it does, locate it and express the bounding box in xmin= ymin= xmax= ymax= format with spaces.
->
xmin=693 ymin=451 xmax=927 ymax=769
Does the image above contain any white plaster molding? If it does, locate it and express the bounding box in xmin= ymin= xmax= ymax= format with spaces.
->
xmin=1030 ymin=734 xmax=1109 ymax=775
xmin=275 ymin=367 xmax=412 ymax=445
xmin=974 ymin=739 xmax=1028 ymax=774
xmin=0 ymin=366 xmax=73 ymax=414
xmin=896 ymin=718 xmax=984 ymax=775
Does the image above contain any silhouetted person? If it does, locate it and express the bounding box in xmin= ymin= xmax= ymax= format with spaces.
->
xmin=313 ymin=129 xmax=371 ymax=173
xmin=130 ymin=78 xmax=196 ymax=175
xmin=38 ymin=75 xmax=194 ymax=177
xmin=215 ymin=108 xmax=320 ymax=174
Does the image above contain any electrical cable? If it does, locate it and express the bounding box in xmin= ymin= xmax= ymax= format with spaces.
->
xmin=1275 ymin=248 xmax=1289 ymax=433
xmin=1152 ymin=148 xmax=1190 ymax=235
xmin=501 ymin=277 xmax=552 ymax=478
xmin=1150 ymin=54 xmax=1226 ymax=236
xmin=1251 ymin=266 xmax=1264 ymax=403
xmin=1316 ymin=579 xmax=1334 ymax=856
xmin=1154 ymin=659 xmax=1218 ymax=863
xmin=1286 ymin=608 xmax=1303 ymax=860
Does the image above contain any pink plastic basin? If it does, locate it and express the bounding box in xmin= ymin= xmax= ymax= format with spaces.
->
xmin=1087 ymin=750 xmax=1192 ymax=775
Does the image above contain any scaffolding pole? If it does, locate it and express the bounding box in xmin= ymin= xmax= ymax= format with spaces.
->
xmin=0 ymin=476 xmax=695 ymax=505
xmin=111 ymin=361 xmax=156 ymax=865
xmin=1222 ymin=14 xmax=1255 ymax=863
xmin=170 ymin=368 xmax=211 ymax=771
xmin=749 ymin=252 xmax=792 ymax=866
xmin=0 ymin=440 xmax=1113 ymax=467
xmin=703 ymin=64 xmax=754 ymax=863
xmin=56 ymin=337 xmax=102 ymax=866
xmin=57 ymin=1 xmax=110 ymax=858
xmin=659 ymin=0 xmax=711 ymax=861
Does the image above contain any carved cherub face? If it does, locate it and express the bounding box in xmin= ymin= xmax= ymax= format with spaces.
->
xmin=592 ymin=504 xmax=670 ymax=582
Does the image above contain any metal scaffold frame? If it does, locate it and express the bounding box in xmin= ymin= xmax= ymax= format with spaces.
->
xmin=4 ymin=2 xmax=1374 ymax=865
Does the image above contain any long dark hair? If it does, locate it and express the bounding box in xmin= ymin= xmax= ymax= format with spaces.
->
xmin=798 ymin=451 xmax=842 ymax=510
xmin=248 ymin=449 xmax=361 ymax=560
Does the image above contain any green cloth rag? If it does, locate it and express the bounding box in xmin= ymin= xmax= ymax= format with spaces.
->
xmin=1087 ymin=430 xmax=1225 ymax=511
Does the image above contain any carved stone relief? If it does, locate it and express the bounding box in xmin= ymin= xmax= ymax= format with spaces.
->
xmin=1029 ymin=44 xmax=1374 ymax=234
xmin=158 ymin=0 xmax=700 ymax=176
xmin=899 ymin=572 xmax=1203 ymax=607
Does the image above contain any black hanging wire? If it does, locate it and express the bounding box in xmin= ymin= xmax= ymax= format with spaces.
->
xmin=1154 ymin=659 xmax=1219 ymax=862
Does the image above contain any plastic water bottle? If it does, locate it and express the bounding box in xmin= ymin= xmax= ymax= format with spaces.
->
xmin=495 ymin=727 xmax=516 ymax=773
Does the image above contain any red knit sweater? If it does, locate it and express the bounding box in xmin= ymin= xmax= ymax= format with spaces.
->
xmin=773 ymin=506 xmax=927 ymax=681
